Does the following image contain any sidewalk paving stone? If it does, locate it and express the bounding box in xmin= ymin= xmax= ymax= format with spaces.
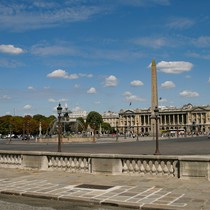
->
xmin=0 ymin=168 xmax=209 ymax=209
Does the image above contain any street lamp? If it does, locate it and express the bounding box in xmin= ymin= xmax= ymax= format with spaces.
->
xmin=116 ymin=121 xmax=118 ymax=142
xmin=57 ymin=103 xmax=63 ymax=152
xmin=124 ymin=127 xmax=127 ymax=139
xmin=154 ymin=106 xmax=161 ymax=155
xmin=136 ymin=121 xmax=139 ymax=141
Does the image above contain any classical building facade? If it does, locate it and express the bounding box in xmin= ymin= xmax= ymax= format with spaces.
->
xmin=102 ymin=104 xmax=210 ymax=136
xmin=102 ymin=111 xmax=119 ymax=128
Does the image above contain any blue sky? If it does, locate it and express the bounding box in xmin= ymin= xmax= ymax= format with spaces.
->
xmin=0 ymin=0 xmax=210 ymax=116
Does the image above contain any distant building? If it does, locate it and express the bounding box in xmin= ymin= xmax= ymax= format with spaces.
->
xmin=117 ymin=104 xmax=210 ymax=135
xmin=102 ymin=111 xmax=119 ymax=128
xmin=68 ymin=110 xmax=87 ymax=122
xmin=65 ymin=104 xmax=210 ymax=135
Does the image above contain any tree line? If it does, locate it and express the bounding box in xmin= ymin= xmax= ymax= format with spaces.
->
xmin=0 ymin=111 xmax=115 ymax=137
xmin=0 ymin=114 xmax=56 ymax=137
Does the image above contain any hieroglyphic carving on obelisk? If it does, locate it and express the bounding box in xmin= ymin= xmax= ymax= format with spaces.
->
xmin=151 ymin=59 xmax=158 ymax=134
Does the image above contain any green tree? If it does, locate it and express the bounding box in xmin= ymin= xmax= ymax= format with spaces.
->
xmin=0 ymin=115 xmax=13 ymax=135
xmin=12 ymin=116 xmax=24 ymax=135
xmin=0 ymin=114 xmax=57 ymax=137
xmin=86 ymin=111 xmax=103 ymax=130
xmin=76 ymin=117 xmax=86 ymax=132
xmin=86 ymin=111 xmax=103 ymax=141
xmin=101 ymin=122 xmax=112 ymax=134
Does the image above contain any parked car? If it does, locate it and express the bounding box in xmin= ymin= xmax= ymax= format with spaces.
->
xmin=22 ymin=135 xmax=30 ymax=141
xmin=208 ymin=133 xmax=210 ymax=139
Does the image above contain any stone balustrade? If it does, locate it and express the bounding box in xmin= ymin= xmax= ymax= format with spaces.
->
xmin=0 ymin=150 xmax=209 ymax=180
xmin=47 ymin=155 xmax=90 ymax=172
xmin=121 ymin=158 xmax=178 ymax=177
xmin=0 ymin=152 xmax=22 ymax=168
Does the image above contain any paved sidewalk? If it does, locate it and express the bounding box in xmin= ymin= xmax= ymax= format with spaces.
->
xmin=0 ymin=168 xmax=209 ymax=210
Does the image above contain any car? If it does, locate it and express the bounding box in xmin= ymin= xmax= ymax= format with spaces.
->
xmin=22 ymin=135 xmax=30 ymax=141
xmin=208 ymin=133 xmax=210 ymax=139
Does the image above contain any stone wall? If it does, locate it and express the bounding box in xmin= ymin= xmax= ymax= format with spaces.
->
xmin=0 ymin=150 xmax=209 ymax=180
xmin=37 ymin=137 xmax=94 ymax=143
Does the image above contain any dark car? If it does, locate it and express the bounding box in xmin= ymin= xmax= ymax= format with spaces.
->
xmin=208 ymin=133 xmax=210 ymax=139
xmin=22 ymin=135 xmax=30 ymax=141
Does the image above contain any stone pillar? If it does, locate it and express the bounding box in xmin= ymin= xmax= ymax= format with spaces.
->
xmin=150 ymin=59 xmax=158 ymax=135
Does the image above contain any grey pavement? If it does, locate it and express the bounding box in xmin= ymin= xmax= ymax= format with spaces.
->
xmin=0 ymin=168 xmax=209 ymax=210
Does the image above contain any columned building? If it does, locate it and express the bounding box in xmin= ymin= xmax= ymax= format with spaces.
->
xmin=110 ymin=104 xmax=210 ymax=136
xmin=102 ymin=111 xmax=119 ymax=128
xmin=68 ymin=104 xmax=210 ymax=136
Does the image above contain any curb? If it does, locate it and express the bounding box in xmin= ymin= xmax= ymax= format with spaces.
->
xmin=0 ymin=190 xmax=189 ymax=210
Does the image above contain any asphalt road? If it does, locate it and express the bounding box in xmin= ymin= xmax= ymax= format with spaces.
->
xmin=0 ymin=136 xmax=209 ymax=155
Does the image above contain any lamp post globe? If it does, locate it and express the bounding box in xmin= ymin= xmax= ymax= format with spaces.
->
xmin=57 ymin=103 xmax=63 ymax=152
xmin=57 ymin=103 xmax=62 ymax=115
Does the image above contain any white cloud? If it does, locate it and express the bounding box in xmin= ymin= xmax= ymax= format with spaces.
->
xmin=27 ymin=86 xmax=35 ymax=90
xmin=157 ymin=61 xmax=193 ymax=74
xmin=74 ymin=84 xmax=80 ymax=88
xmin=47 ymin=69 xmax=92 ymax=79
xmin=167 ymin=17 xmax=194 ymax=29
xmin=0 ymin=58 xmax=23 ymax=68
xmin=133 ymin=37 xmax=167 ymax=48
xmin=94 ymin=101 xmax=101 ymax=104
xmin=120 ymin=0 xmax=170 ymax=6
xmin=105 ymin=75 xmax=118 ymax=87
xmin=48 ymin=98 xmax=56 ymax=103
xmin=43 ymin=86 xmax=50 ymax=89
xmin=0 ymin=95 xmax=11 ymax=100
xmin=161 ymin=81 xmax=175 ymax=89
xmin=185 ymin=75 xmax=191 ymax=79
xmin=179 ymin=90 xmax=199 ymax=97
xmin=0 ymin=2 xmax=107 ymax=31
xmin=124 ymin=91 xmax=132 ymax=96
xmin=123 ymin=91 xmax=144 ymax=102
xmin=208 ymin=77 xmax=210 ymax=83
xmin=0 ymin=44 xmax=24 ymax=54
xmin=192 ymin=36 xmax=210 ymax=48
xmin=23 ymin=104 xmax=32 ymax=110
xmin=60 ymin=98 xmax=68 ymax=102
xmin=79 ymin=73 xmax=93 ymax=78
xmin=187 ymin=51 xmax=210 ymax=60
xmin=48 ymin=98 xmax=68 ymax=103
xmin=31 ymin=44 xmax=78 ymax=56
xmin=130 ymin=80 xmax=144 ymax=86
xmin=87 ymin=87 xmax=96 ymax=94
xmin=47 ymin=69 xmax=78 ymax=79
xmin=72 ymin=106 xmax=82 ymax=112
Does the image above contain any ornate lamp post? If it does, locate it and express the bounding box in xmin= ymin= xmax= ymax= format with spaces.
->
xmin=116 ymin=121 xmax=118 ymax=142
xmin=124 ymin=127 xmax=127 ymax=139
xmin=57 ymin=103 xmax=63 ymax=152
xmin=154 ymin=106 xmax=161 ymax=155
xmin=136 ymin=121 xmax=139 ymax=141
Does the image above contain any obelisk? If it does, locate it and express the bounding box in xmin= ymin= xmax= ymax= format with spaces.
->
xmin=151 ymin=59 xmax=158 ymax=134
